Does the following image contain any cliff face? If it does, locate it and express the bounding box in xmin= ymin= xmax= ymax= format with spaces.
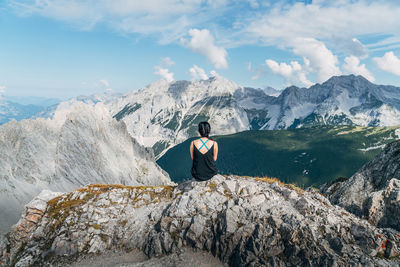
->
xmin=0 ymin=102 xmax=171 ymax=232
xmin=321 ymin=140 xmax=400 ymax=231
xmin=1 ymin=175 xmax=399 ymax=266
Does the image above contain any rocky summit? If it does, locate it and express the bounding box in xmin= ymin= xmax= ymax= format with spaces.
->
xmin=1 ymin=175 xmax=399 ymax=267
xmin=321 ymin=140 xmax=400 ymax=232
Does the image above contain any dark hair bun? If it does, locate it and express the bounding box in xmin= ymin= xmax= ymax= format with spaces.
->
xmin=198 ymin=121 xmax=211 ymax=138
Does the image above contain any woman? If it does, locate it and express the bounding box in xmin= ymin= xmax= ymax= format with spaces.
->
xmin=190 ymin=121 xmax=219 ymax=181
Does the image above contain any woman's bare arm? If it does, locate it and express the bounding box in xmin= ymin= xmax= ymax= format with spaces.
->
xmin=190 ymin=141 xmax=194 ymax=160
xmin=213 ymin=141 xmax=218 ymax=161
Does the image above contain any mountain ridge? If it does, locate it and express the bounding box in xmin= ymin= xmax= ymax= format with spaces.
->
xmin=107 ymin=74 xmax=400 ymax=158
xmin=0 ymin=101 xmax=172 ymax=232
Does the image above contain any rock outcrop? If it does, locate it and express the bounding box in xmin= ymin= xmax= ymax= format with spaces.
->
xmin=0 ymin=101 xmax=171 ymax=232
xmin=1 ymin=175 xmax=399 ymax=266
xmin=321 ymin=140 xmax=400 ymax=231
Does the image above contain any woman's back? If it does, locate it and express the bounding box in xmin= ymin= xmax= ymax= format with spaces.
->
xmin=191 ymin=137 xmax=218 ymax=181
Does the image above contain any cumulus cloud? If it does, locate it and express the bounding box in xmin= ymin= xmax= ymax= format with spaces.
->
xmin=153 ymin=66 xmax=174 ymax=82
xmin=266 ymin=59 xmax=313 ymax=87
xmin=343 ymin=56 xmax=375 ymax=82
xmin=290 ymin=38 xmax=341 ymax=83
xmin=184 ymin=28 xmax=228 ymax=69
xmin=189 ymin=65 xmax=208 ymax=81
xmin=373 ymin=51 xmax=400 ymax=76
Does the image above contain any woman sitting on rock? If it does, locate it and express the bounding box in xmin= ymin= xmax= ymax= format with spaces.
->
xmin=190 ymin=121 xmax=219 ymax=181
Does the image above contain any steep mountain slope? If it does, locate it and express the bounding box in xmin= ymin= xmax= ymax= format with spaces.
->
xmin=1 ymin=175 xmax=399 ymax=266
xmin=106 ymin=75 xmax=400 ymax=159
xmin=321 ymin=140 xmax=400 ymax=231
xmin=0 ymin=102 xmax=171 ymax=232
xmin=157 ymin=126 xmax=400 ymax=186
xmin=108 ymin=77 xmax=255 ymax=159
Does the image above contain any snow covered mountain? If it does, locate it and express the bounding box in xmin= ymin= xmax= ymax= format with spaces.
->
xmin=264 ymin=75 xmax=400 ymax=129
xmin=107 ymin=75 xmax=400 ymax=159
xmin=0 ymin=102 xmax=171 ymax=232
xmin=108 ymin=77 xmax=254 ymax=159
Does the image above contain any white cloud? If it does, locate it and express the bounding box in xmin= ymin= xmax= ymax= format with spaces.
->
xmin=373 ymin=51 xmax=400 ymax=76
xmin=99 ymin=79 xmax=110 ymax=87
xmin=290 ymin=38 xmax=341 ymax=83
xmin=9 ymin=0 xmax=230 ymax=44
xmin=97 ymin=79 xmax=114 ymax=92
xmin=343 ymin=56 xmax=375 ymax=82
xmin=246 ymin=1 xmax=400 ymax=51
xmin=189 ymin=65 xmax=208 ymax=81
xmin=184 ymin=28 xmax=228 ymax=69
xmin=266 ymin=59 xmax=313 ymax=87
xmin=153 ymin=66 xmax=174 ymax=82
xmin=161 ymin=57 xmax=175 ymax=67
xmin=9 ymin=0 xmax=400 ymax=51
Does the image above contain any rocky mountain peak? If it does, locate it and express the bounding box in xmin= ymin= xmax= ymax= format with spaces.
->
xmin=0 ymin=101 xmax=171 ymax=232
xmin=1 ymin=175 xmax=399 ymax=266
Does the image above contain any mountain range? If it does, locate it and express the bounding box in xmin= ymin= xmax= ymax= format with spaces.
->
xmin=2 ymin=75 xmax=400 ymax=160
xmin=107 ymin=74 xmax=400 ymax=159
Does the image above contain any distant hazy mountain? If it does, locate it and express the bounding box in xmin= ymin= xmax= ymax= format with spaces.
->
xmin=4 ymin=95 xmax=62 ymax=107
xmin=0 ymin=96 xmax=63 ymax=125
xmin=0 ymin=100 xmax=44 ymax=125
xmin=0 ymin=102 xmax=171 ymax=232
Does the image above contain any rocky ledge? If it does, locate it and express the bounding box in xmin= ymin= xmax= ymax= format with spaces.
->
xmin=1 ymin=175 xmax=400 ymax=267
xmin=321 ymin=140 xmax=400 ymax=232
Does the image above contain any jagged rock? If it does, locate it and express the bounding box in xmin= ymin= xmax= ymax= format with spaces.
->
xmin=0 ymin=102 xmax=172 ymax=232
xmin=1 ymin=175 xmax=399 ymax=266
xmin=321 ymin=140 xmax=400 ymax=231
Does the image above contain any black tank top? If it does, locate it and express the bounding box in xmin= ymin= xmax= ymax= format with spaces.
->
xmin=191 ymin=138 xmax=218 ymax=181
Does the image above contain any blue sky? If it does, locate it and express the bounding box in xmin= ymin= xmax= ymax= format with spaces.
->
xmin=1 ymin=0 xmax=400 ymax=100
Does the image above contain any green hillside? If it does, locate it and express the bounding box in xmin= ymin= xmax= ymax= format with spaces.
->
xmin=157 ymin=126 xmax=400 ymax=187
